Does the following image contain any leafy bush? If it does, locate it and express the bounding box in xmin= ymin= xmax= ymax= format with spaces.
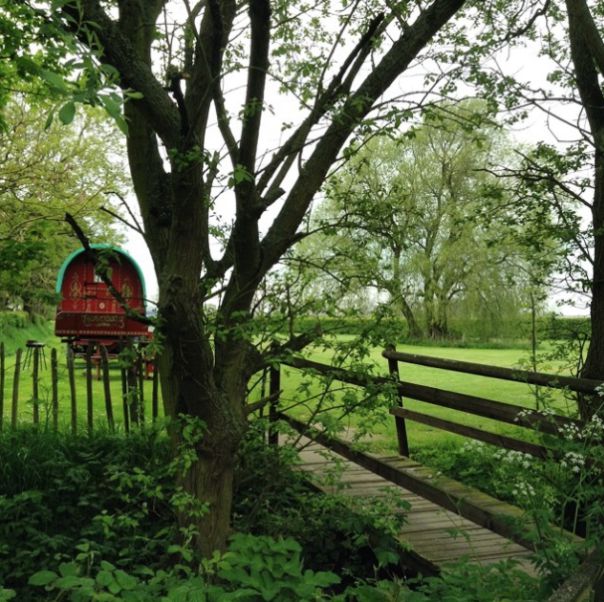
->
xmin=414 ymin=416 xmax=604 ymax=593
xmin=234 ymin=423 xmax=409 ymax=583
xmin=0 ymin=428 xmax=176 ymax=599
xmin=27 ymin=533 xmax=340 ymax=601
xmin=3 ymin=420 xmax=592 ymax=600
xmin=0 ymin=311 xmax=28 ymax=332
xmin=0 ymin=425 xmax=411 ymax=600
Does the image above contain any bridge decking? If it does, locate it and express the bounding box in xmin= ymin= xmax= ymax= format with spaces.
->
xmin=295 ymin=438 xmax=536 ymax=574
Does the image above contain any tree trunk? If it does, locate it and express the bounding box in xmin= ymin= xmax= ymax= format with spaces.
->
xmin=391 ymin=249 xmax=423 ymax=339
xmin=566 ymin=0 xmax=604 ymax=419
xmin=158 ymin=342 xmax=247 ymax=554
xmin=180 ymin=440 xmax=237 ymax=555
xmin=580 ymin=148 xmax=604 ymax=419
xmin=396 ymin=296 xmax=423 ymax=339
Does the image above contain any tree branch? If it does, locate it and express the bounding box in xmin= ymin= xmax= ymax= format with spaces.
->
xmin=62 ymin=0 xmax=181 ymax=148
xmin=239 ymin=0 xmax=271 ymax=174
xmin=64 ymin=212 xmax=154 ymax=326
xmin=565 ymin=0 xmax=604 ymax=139
xmin=260 ymin=0 xmax=467 ymax=271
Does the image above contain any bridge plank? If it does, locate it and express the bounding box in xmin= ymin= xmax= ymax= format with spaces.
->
xmin=291 ymin=435 xmax=537 ymax=576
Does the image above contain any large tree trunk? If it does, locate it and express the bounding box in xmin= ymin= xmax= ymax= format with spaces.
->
xmin=181 ymin=452 xmax=236 ymax=555
xmin=157 ymin=303 xmax=247 ymax=554
xmin=580 ymin=149 xmax=604 ymax=419
xmin=62 ymin=0 xmax=470 ymax=557
xmin=565 ymin=0 xmax=604 ymax=419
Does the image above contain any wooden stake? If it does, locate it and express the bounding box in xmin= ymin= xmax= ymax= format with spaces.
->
xmin=51 ymin=348 xmax=58 ymax=431
xmin=121 ymin=367 xmax=130 ymax=434
xmin=32 ymin=347 xmax=40 ymax=426
xmin=152 ymin=363 xmax=159 ymax=422
xmin=127 ymin=366 xmax=139 ymax=427
xmin=85 ymin=344 xmax=94 ymax=431
xmin=67 ymin=347 xmax=77 ymax=434
xmin=0 ymin=342 xmax=5 ymax=430
xmin=11 ymin=349 xmax=22 ymax=429
xmin=100 ymin=346 xmax=114 ymax=430
xmin=137 ymin=353 xmax=144 ymax=425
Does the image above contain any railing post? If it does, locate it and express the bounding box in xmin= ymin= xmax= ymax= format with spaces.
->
xmin=268 ymin=364 xmax=280 ymax=446
xmin=385 ymin=345 xmax=410 ymax=456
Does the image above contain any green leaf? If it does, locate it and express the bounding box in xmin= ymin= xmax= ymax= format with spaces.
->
xmin=96 ymin=570 xmax=117 ymax=589
xmin=28 ymin=570 xmax=58 ymax=586
xmin=55 ymin=575 xmax=84 ymax=589
xmin=59 ymin=562 xmax=79 ymax=577
xmin=40 ymin=69 xmax=69 ymax=92
xmin=114 ymin=570 xmax=137 ymax=591
xmin=58 ymin=101 xmax=76 ymax=125
xmin=101 ymin=95 xmax=129 ymax=134
xmin=44 ymin=110 xmax=54 ymax=130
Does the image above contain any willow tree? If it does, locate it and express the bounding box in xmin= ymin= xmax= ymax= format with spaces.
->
xmin=28 ymin=0 xmax=528 ymax=554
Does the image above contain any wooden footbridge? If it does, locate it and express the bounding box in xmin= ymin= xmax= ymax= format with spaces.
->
xmin=264 ymin=349 xmax=604 ymax=601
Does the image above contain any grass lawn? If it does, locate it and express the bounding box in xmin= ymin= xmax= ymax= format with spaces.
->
xmin=0 ymin=321 xmax=163 ymax=431
xmin=0 ymin=324 xmax=581 ymax=454
xmin=277 ymin=339 xmax=579 ymax=453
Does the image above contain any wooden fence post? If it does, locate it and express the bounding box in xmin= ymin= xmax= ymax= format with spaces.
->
xmin=137 ymin=353 xmax=144 ymax=425
xmin=127 ymin=366 xmax=139 ymax=427
xmin=385 ymin=345 xmax=410 ymax=456
xmin=121 ymin=367 xmax=130 ymax=434
xmin=51 ymin=348 xmax=58 ymax=431
xmin=152 ymin=363 xmax=159 ymax=423
xmin=100 ymin=346 xmax=114 ymax=431
xmin=0 ymin=342 xmax=4 ymax=430
xmin=32 ymin=346 xmax=40 ymax=426
xmin=67 ymin=347 xmax=77 ymax=434
xmin=11 ymin=348 xmax=22 ymax=429
xmin=268 ymin=364 xmax=280 ymax=446
xmin=85 ymin=344 xmax=94 ymax=431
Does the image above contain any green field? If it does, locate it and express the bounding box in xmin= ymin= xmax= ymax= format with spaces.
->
xmin=0 ymin=322 xmax=580 ymax=453
xmin=0 ymin=320 xmax=163 ymax=431
xmin=276 ymin=339 xmax=579 ymax=453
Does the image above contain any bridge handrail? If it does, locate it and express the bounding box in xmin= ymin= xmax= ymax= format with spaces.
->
xmin=281 ymin=356 xmax=580 ymax=436
xmin=382 ymin=349 xmax=604 ymax=395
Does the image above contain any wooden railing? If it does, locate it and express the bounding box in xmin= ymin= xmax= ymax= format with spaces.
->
xmin=265 ymin=348 xmax=604 ymax=599
xmin=268 ymin=350 xmax=593 ymax=458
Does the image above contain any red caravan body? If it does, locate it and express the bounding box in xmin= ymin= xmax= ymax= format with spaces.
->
xmin=55 ymin=245 xmax=151 ymax=348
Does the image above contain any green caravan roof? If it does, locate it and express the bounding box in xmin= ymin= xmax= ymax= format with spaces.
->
xmin=55 ymin=244 xmax=147 ymax=302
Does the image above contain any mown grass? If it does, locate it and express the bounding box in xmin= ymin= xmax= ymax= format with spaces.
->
xmin=0 ymin=321 xmax=581 ymax=454
xmin=277 ymin=339 xmax=580 ymax=453
xmin=0 ymin=320 xmax=162 ymax=431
